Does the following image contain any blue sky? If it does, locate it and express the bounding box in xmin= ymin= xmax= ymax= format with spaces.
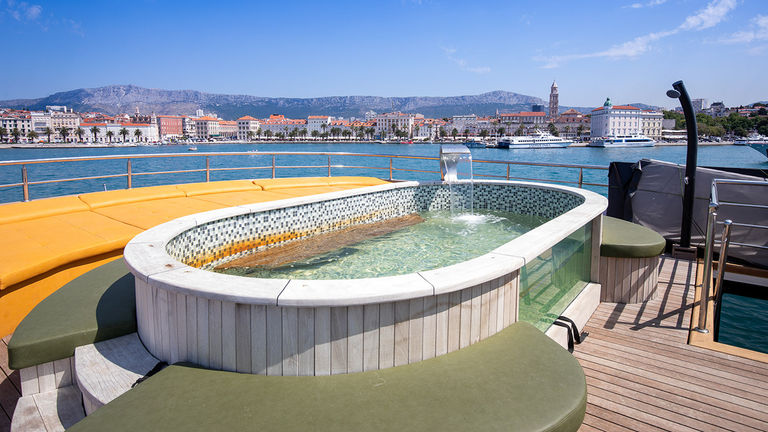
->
xmin=0 ymin=0 xmax=765 ymax=108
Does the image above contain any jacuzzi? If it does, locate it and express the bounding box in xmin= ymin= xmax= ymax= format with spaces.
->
xmin=125 ymin=180 xmax=607 ymax=376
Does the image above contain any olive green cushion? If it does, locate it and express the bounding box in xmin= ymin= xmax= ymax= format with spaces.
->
xmin=8 ymin=258 xmax=135 ymax=370
xmin=69 ymin=322 xmax=586 ymax=432
xmin=600 ymin=216 xmax=666 ymax=258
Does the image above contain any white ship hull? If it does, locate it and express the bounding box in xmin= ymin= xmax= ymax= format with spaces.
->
xmin=589 ymin=135 xmax=655 ymax=148
xmin=497 ymin=133 xmax=573 ymax=149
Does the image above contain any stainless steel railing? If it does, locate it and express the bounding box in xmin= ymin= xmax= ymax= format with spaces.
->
xmin=695 ymin=178 xmax=768 ymax=333
xmin=0 ymin=151 xmax=608 ymax=202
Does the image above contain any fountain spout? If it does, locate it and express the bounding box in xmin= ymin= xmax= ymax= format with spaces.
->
xmin=440 ymin=144 xmax=472 ymax=182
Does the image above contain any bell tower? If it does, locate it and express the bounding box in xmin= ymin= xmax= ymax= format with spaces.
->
xmin=548 ymin=81 xmax=559 ymax=120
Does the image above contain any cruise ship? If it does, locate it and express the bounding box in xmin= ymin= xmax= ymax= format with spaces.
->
xmin=496 ymin=132 xmax=573 ymax=149
xmin=588 ymin=134 xmax=655 ymax=148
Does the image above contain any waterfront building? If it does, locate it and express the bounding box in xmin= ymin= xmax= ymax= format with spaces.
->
xmin=49 ymin=108 xmax=80 ymax=142
xmin=640 ymin=110 xmax=663 ymax=141
xmin=237 ymin=116 xmax=260 ymax=141
xmin=181 ymin=116 xmax=196 ymax=139
xmin=219 ymin=120 xmax=238 ymax=139
xmin=258 ymin=114 xmax=306 ymax=136
xmin=364 ymin=110 xmax=377 ymax=121
xmin=80 ymin=122 xmax=159 ymax=143
xmin=548 ymin=81 xmax=559 ymax=119
xmin=590 ymin=98 xmax=641 ymax=139
xmin=29 ymin=111 xmax=51 ymax=138
xmin=156 ymin=115 xmax=183 ymax=140
xmin=374 ymin=112 xmax=415 ymax=138
xmin=692 ymin=98 xmax=709 ymax=113
xmin=194 ymin=116 xmax=220 ymax=140
xmin=496 ymin=112 xmax=547 ymax=129
xmin=450 ymin=115 xmax=478 ymax=135
xmin=0 ymin=112 xmax=32 ymax=141
xmin=710 ymin=102 xmax=727 ymax=118
xmin=307 ymin=116 xmax=332 ymax=135
xmin=553 ymin=110 xmax=590 ymax=140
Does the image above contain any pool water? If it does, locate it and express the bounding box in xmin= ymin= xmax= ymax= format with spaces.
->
xmin=215 ymin=210 xmax=547 ymax=279
xmin=717 ymin=285 xmax=768 ymax=355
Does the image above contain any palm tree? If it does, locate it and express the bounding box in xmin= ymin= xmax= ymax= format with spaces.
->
xmin=311 ymin=130 xmax=319 ymax=139
xmin=106 ymin=130 xmax=114 ymax=143
xmin=75 ymin=127 xmax=84 ymax=143
xmin=43 ymin=127 xmax=52 ymax=143
xmin=10 ymin=128 xmax=21 ymax=143
xmin=58 ymin=126 xmax=71 ymax=143
xmin=119 ymin=128 xmax=129 ymax=142
xmin=577 ymin=125 xmax=584 ymax=141
xmin=451 ymin=128 xmax=458 ymax=140
xmin=330 ymin=127 xmax=341 ymax=138
xmin=246 ymin=130 xmax=254 ymax=141
xmin=256 ymin=129 xmax=262 ymax=139
xmin=264 ymin=130 xmax=273 ymax=139
xmin=134 ymin=129 xmax=143 ymax=142
xmin=479 ymin=130 xmax=489 ymax=139
xmin=464 ymin=128 xmax=470 ymax=139
xmin=0 ymin=127 xmax=7 ymax=143
xmin=516 ymin=124 xmax=525 ymax=136
xmin=320 ymin=123 xmax=327 ymax=139
xmin=27 ymin=130 xmax=39 ymax=142
xmin=90 ymin=126 xmax=100 ymax=143
xmin=497 ymin=127 xmax=505 ymax=137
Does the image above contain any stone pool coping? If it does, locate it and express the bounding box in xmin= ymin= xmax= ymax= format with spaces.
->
xmin=124 ymin=180 xmax=607 ymax=308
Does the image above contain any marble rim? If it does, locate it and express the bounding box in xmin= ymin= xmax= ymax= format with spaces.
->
xmin=124 ymin=180 xmax=607 ymax=307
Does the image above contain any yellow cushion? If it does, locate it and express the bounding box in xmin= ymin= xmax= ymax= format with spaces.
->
xmin=0 ymin=212 xmax=141 ymax=289
xmin=266 ymin=186 xmax=350 ymax=198
xmin=327 ymin=176 xmax=390 ymax=187
xmin=79 ymin=185 xmax=186 ymax=209
xmin=0 ymin=196 xmax=90 ymax=224
xmin=190 ymin=190 xmax=297 ymax=207
xmin=254 ymin=177 xmax=335 ymax=190
xmin=176 ymin=180 xmax=263 ymax=197
xmin=94 ymin=197 xmax=226 ymax=230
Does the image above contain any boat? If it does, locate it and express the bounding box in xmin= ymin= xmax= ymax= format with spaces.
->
xmin=464 ymin=140 xmax=486 ymax=148
xmin=399 ymin=140 xmax=413 ymax=144
xmin=734 ymin=135 xmax=768 ymax=158
xmin=187 ymin=146 xmax=198 ymax=151
xmin=588 ymin=135 xmax=655 ymax=148
xmin=496 ymin=132 xmax=573 ymax=149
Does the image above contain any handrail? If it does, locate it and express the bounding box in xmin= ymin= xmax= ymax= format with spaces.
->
xmin=0 ymin=151 xmax=609 ymax=202
xmin=697 ymin=178 xmax=768 ymax=333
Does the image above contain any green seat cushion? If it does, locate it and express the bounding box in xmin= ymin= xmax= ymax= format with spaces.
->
xmin=69 ymin=322 xmax=586 ymax=432
xmin=8 ymin=258 xmax=135 ymax=370
xmin=600 ymin=216 xmax=666 ymax=258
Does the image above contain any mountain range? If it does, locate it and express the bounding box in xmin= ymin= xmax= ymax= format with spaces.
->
xmin=0 ymin=85 xmax=657 ymax=119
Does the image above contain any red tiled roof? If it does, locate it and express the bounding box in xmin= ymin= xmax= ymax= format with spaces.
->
xmin=238 ymin=116 xmax=258 ymax=121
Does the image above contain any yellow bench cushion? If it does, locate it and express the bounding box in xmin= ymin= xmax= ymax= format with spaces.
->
xmin=79 ymin=185 xmax=186 ymax=209
xmin=0 ymin=212 xmax=141 ymax=289
xmin=327 ymin=176 xmax=390 ymax=187
xmin=254 ymin=176 xmax=389 ymax=191
xmin=176 ymin=180 xmax=263 ymax=197
xmin=93 ymin=197 xmax=227 ymax=230
xmin=190 ymin=190 xmax=298 ymax=207
xmin=266 ymin=186 xmax=351 ymax=198
xmin=0 ymin=196 xmax=90 ymax=224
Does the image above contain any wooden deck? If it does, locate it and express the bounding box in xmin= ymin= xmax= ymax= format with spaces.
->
xmin=578 ymin=256 xmax=768 ymax=431
xmin=1 ymin=255 xmax=766 ymax=431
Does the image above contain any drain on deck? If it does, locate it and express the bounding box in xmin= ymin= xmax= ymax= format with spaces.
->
xmin=216 ymin=213 xmax=424 ymax=270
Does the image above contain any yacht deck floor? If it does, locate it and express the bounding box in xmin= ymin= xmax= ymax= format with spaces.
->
xmin=1 ymin=255 xmax=766 ymax=431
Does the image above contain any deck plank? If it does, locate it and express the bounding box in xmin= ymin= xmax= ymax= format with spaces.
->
xmin=578 ymin=256 xmax=768 ymax=432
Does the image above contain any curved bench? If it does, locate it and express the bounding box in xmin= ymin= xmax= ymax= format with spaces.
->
xmin=599 ymin=216 xmax=666 ymax=303
xmin=0 ymin=176 xmax=390 ymax=337
xmin=8 ymin=258 xmax=135 ymax=395
xmin=68 ymin=322 xmax=587 ymax=432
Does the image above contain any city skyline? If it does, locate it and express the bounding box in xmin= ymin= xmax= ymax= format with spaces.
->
xmin=1 ymin=0 xmax=766 ymax=108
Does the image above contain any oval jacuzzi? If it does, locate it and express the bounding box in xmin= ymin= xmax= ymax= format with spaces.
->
xmin=125 ymin=180 xmax=607 ymax=376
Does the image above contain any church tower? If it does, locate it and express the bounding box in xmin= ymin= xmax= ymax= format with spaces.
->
xmin=548 ymin=81 xmax=559 ymax=120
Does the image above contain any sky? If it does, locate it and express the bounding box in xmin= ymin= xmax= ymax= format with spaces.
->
xmin=0 ymin=0 xmax=766 ymax=109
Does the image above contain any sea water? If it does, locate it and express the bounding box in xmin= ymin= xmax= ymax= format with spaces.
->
xmin=215 ymin=210 xmax=546 ymax=280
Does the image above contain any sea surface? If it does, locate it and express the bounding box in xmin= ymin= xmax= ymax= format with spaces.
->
xmin=718 ymin=291 xmax=768 ymax=354
xmin=0 ymin=142 xmax=766 ymax=203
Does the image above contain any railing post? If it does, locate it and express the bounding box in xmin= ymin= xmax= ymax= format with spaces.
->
xmin=389 ymin=158 xmax=393 ymax=181
xmin=713 ymin=219 xmax=733 ymax=302
xmin=695 ymin=205 xmax=717 ymax=333
xmin=206 ymin=156 xmax=210 ymax=182
xmin=578 ymin=168 xmax=584 ymax=188
xmin=327 ymin=155 xmax=331 ymax=177
xmin=21 ymin=164 xmax=29 ymax=201
xmin=127 ymin=160 xmax=132 ymax=189
xmin=272 ymin=155 xmax=276 ymax=179
xmin=506 ymin=163 xmax=510 ymax=180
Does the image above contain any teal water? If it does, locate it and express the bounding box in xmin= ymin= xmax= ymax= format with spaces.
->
xmin=718 ymin=291 xmax=768 ymax=354
xmin=215 ymin=210 xmax=546 ymax=279
xmin=0 ymin=142 xmax=766 ymax=203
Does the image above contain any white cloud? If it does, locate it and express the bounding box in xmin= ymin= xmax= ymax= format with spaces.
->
xmin=679 ymin=0 xmax=737 ymax=30
xmin=626 ymin=0 xmax=668 ymax=9
xmin=537 ymin=0 xmax=738 ymax=68
xmin=721 ymin=14 xmax=768 ymax=44
xmin=441 ymin=47 xmax=491 ymax=74
xmin=4 ymin=0 xmax=42 ymax=21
